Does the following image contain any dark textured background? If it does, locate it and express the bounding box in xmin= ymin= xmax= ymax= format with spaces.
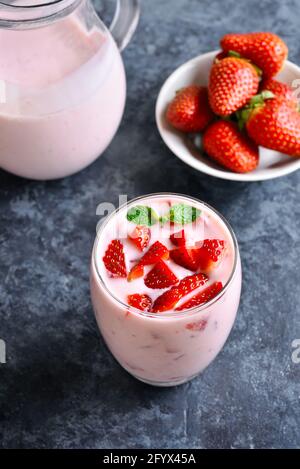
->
xmin=0 ymin=0 xmax=300 ymax=449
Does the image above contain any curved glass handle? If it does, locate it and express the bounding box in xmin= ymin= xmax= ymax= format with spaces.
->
xmin=110 ymin=0 xmax=140 ymax=51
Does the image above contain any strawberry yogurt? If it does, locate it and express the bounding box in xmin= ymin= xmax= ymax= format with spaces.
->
xmin=0 ymin=12 xmax=126 ymax=180
xmin=90 ymin=194 xmax=242 ymax=386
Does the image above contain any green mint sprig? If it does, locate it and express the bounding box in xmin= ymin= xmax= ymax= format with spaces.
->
xmin=160 ymin=203 xmax=201 ymax=225
xmin=127 ymin=205 xmax=159 ymax=227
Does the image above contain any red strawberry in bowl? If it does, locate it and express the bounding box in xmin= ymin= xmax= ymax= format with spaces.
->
xmin=128 ymin=294 xmax=152 ymax=312
xmin=144 ymin=260 xmax=178 ymax=289
xmin=166 ymin=85 xmax=214 ymax=133
xmin=152 ymin=272 xmax=208 ymax=313
xmin=208 ymin=57 xmax=259 ymax=116
xmin=260 ymin=78 xmax=298 ymax=109
xmin=128 ymin=225 xmax=151 ymax=252
xmin=203 ymin=120 xmax=259 ymax=173
xmin=220 ymin=32 xmax=288 ymax=79
xmin=240 ymin=94 xmax=300 ymax=157
xmin=103 ymin=240 xmax=127 ymax=278
xmin=176 ymin=282 xmax=223 ymax=311
xmin=195 ymin=239 xmax=226 ymax=273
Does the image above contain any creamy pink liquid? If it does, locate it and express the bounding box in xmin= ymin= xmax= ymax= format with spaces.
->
xmin=90 ymin=195 xmax=242 ymax=386
xmin=0 ymin=13 xmax=126 ymax=179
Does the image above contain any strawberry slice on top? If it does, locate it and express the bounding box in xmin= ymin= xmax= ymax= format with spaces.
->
xmin=176 ymin=281 xmax=223 ymax=311
xmin=128 ymin=225 xmax=151 ymax=252
xmin=127 ymin=263 xmax=144 ymax=282
xmin=103 ymin=239 xmax=127 ymax=278
xmin=140 ymin=241 xmax=169 ymax=265
xmin=128 ymin=294 xmax=152 ymax=312
xmin=152 ymin=272 xmax=208 ymax=313
xmin=144 ymin=260 xmax=178 ymax=289
xmin=128 ymin=241 xmax=169 ymax=281
xmin=195 ymin=239 xmax=225 ymax=272
xmin=170 ymin=246 xmax=198 ymax=271
xmin=170 ymin=229 xmax=186 ymax=247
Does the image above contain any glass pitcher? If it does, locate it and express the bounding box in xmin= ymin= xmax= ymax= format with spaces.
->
xmin=0 ymin=0 xmax=139 ymax=180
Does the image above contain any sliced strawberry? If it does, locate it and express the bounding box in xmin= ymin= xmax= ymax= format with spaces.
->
xmin=152 ymin=272 xmax=208 ymax=313
xmin=170 ymin=246 xmax=198 ymax=271
xmin=128 ymin=294 xmax=152 ymax=311
xmin=128 ymin=225 xmax=151 ymax=252
xmin=170 ymin=229 xmax=186 ymax=247
xmin=176 ymin=282 xmax=223 ymax=311
xmin=140 ymin=241 xmax=169 ymax=265
xmin=195 ymin=239 xmax=225 ymax=272
xmin=128 ymin=241 xmax=169 ymax=282
xmin=144 ymin=260 xmax=178 ymax=289
xmin=127 ymin=263 xmax=144 ymax=282
xmin=103 ymin=240 xmax=127 ymax=278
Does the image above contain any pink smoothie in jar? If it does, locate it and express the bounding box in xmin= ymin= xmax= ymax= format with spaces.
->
xmin=90 ymin=193 xmax=242 ymax=386
xmin=0 ymin=12 xmax=126 ymax=180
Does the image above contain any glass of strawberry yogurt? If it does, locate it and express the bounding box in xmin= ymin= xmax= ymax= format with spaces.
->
xmin=90 ymin=193 xmax=242 ymax=386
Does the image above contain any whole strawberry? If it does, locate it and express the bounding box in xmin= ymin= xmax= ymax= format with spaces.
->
xmin=208 ymin=57 xmax=259 ymax=116
xmin=260 ymin=78 xmax=298 ymax=109
xmin=166 ymin=85 xmax=214 ymax=132
xmin=243 ymin=95 xmax=300 ymax=157
xmin=220 ymin=32 xmax=288 ymax=79
xmin=203 ymin=120 xmax=259 ymax=173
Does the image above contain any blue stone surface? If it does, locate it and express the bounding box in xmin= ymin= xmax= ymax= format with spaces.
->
xmin=0 ymin=0 xmax=299 ymax=449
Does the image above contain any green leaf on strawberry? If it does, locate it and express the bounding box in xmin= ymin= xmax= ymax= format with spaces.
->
xmin=160 ymin=204 xmax=201 ymax=225
xmin=228 ymin=50 xmax=241 ymax=58
xmin=127 ymin=205 xmax=159 ymax=227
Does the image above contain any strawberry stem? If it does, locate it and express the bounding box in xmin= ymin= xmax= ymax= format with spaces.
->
xmin=252 ymin=64 xmax=263 ymax=77
xmin=236 ymin=91 xmax=275 ymax=129
xmin=228 ymin=50 xmax=241 ymax=58
xmin=249 ymin=91 xmax=275 ymax=106
xmin=228 ymin=50 xmax=262 ymax=76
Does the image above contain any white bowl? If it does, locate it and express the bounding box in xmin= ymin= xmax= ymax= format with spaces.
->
xmin=156 ymin=50 xmax=300 ymax=182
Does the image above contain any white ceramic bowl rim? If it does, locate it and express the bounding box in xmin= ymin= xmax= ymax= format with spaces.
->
xmin=156 ymin=50 xmax=300 ymax=182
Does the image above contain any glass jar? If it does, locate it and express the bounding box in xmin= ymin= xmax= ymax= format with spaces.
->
xmin=0 ymin=0 xmax=139 ymax=179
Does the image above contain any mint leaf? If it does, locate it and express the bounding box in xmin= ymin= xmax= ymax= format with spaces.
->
xmin=161 ymin=204 xmax=201 ymax=225
xmin=127 ymin=205 xmax=159 ymax=226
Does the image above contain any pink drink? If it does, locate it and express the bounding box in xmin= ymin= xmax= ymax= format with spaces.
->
xmin=90 ymin=194 xmax=242 ymax=386
xmin=0 ymin=14 xmax=126 ymax=180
